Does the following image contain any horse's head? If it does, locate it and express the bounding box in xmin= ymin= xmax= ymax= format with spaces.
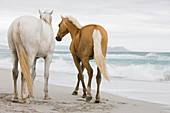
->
xmin=39 ymin=9 xmax=53 ymax=25
xmin=56 ymin=15 xmax=69 ymax=41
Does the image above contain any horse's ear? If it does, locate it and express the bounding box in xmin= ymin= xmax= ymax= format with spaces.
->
xmin=38 ymin=9 xmax=42 ymax=17
xmin=61 ymin=15 xmax=64 ymax=20
xmin=60 ymin=15 xmax=67 ymax=26
xmin=50 ymin=10 xmax=53 ymax=15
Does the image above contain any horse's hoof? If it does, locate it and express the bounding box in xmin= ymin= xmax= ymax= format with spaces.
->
xmin=72 ymin=91 xmax=78 ymax=95
xmin=86 ymin=96 xmax=92 ymax=102
xmin=28 ymin=95 xmax=34 ymax=98
xmin=12 ymin=97 xmax=19 ymax=103
xmin=95 ymin=100 xmax=100 ymax=103
xmin=82 ymin=93 xmax=86 ymax=98
xmin=22 ymin=99 xmax=30 ymax=104
xmin=24 ymin=100 xmax=30 ymax=104
xmin=44 ymin=95 xmax=51 ymax=100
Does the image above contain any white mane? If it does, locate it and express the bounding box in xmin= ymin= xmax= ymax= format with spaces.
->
xmin=66 ymin=16 xmax=82 ymax=29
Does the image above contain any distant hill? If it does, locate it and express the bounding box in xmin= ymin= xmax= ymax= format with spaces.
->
xmin=0 ymin=44 xmax=130 ymax=52
xmin=55 ymin=45 xmax=130 ymax=52
xmin=107 ymin=46 xmax=130 ymax=52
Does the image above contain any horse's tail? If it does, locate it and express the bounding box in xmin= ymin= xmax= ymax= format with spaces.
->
xmin=93 ymin=29 xmax=109 ymax=81
xmin=12 ymin=22 xmax=33 ymax=97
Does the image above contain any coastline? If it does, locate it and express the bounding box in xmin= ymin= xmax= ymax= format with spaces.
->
xmin=0 ymin=68 xmax=169 ymax=113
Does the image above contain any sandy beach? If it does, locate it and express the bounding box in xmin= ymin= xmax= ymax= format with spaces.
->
xmin=0 ymin=68 xmax=169 ymax=113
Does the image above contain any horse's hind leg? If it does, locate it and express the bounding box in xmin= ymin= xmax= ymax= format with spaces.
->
xmin=72 ymin=64 xmax=86 ymax=98
xmin=21 ymin=56 xmax=34 ymax=103
xmin=82 ymin=58 xmax=93 ymax=102
xmin=95 ymin=67 xmax=101 ymax=103
xmin=44 ymin=55 xmax=53 ymax=100
xmin=12 ymin=52 xmax=19 ymax=102
xmin=27 ymin=58 xmax=37 ymax=98
xmin=21 ymin=72 xmax=29 ymax=103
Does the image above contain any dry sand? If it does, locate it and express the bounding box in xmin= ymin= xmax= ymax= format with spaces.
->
xmin=0 ymin=68 xmax=169 ymax=113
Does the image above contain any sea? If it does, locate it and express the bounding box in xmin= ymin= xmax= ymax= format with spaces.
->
xmin=0 ymin=48 xmax=170 ymax=105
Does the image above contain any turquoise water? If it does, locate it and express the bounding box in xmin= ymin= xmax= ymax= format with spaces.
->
xmin=53 ymin=51 xmax=170 ymax=65
xmin=107 ymin=52 xmax=170 ymax=65
xmin=0 ymin=49 xmax=170 ymax=81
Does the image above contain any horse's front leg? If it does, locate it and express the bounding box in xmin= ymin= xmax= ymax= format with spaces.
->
xmin=72 ymin=64 xmax=86 ymax=97
xmin=44 ymin=55 xmax=52 ymax=100
xmin=72 ymin=54 xmax=86 ymax=97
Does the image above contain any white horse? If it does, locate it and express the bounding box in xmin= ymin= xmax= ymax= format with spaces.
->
xmin=8 ymin=9 xmax=55 ymax=103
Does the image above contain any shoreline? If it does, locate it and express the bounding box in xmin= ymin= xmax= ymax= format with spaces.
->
xmin=0 ymin=68 xmax=169 ymax=113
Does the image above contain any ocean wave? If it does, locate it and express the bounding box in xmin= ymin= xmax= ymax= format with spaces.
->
xmin=106 ymin=54 xmax=143 ymax=60
xmin=108 ymin=64 xmax=170 ymax=81
xmin=47 ymin=59 xmax=170 ymax=82
xmin=53 ymin=53 xmax=72 ymax=58
xmin=0 ymin=58 xmax=12 ymax=69
xmin=106 ymin=52 xmax=170 ymax=61
xmin=145 ymin=53 xmax=170 ymax=61
xmin=36 ymin=58 xmax=77 ymax=75
xmin=0 ymin=50 xmax=170 ymax=82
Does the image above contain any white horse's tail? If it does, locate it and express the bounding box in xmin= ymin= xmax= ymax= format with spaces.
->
xmin=93 ymin=29 xmax=109 ymax=81
xmin=12 ymin=22 xmax=33 ymax=97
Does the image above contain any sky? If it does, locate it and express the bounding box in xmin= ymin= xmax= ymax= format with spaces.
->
xmin=0 ymin=0 xmax=170 ymax=52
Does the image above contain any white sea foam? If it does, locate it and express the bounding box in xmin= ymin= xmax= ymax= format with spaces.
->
xmin=106 ymin=53 xmax=170 ymax=61
xmin=106 ymin=54 xmax=143 ymax=60
xmin=35 ymin=58 xmax=77 ymax=75
xmin=145 ymin=53 xmax=170 ymax=61
xmin=109 ymin=64 xmax=170 ymax=81
xmin=0 ymin=58 xmax=12 ymax=69
xmin=35 ymin=58 xmax=170 ymax=82
xmin=0 ymin=54 xmax=170 ymax=82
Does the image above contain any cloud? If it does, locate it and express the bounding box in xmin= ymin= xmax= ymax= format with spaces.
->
xmin=0 ymin=0 xmax=170 ymax=52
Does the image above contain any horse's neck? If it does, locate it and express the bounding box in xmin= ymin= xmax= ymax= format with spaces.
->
xmin=41 ymin=19 xmax=53 ymax=30
xmin=67 ymin=21 xmax=79 ymax=40
xmin=40 ymin=20 xmax=54 ymax=43
xmin=66 ymin=21 xmax=81 ymax=51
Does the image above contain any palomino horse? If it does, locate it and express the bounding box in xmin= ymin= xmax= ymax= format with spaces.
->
xmin=8 ymin=10 xmax=55 ymax=103
xmin=56 ymin=16 xmax=109 ymax=103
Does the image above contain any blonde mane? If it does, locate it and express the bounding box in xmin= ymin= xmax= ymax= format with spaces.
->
xmin=66 ymin=16 xmax=82 ymax=29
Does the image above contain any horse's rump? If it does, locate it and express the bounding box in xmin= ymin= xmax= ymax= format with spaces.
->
xmin=93 ymin=29 xmax=109 ymax=81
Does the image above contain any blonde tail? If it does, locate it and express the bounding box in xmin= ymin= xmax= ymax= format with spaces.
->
xmin=12 ymin=23 xmax=33 ymax=97
xmin=93 ymin=29 xmax=109 ymax=81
